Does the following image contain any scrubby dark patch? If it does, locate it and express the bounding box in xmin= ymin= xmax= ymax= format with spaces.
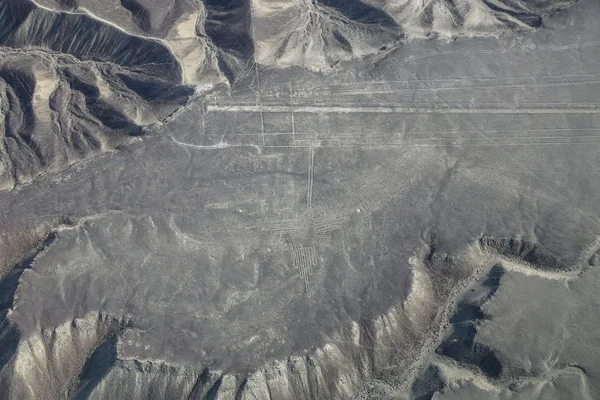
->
xmin=589 ymin=250 xmax=599 ymax=267
xmin=425 ymin=231 xmax=439 ymax=265
xmin=216 ymin=57 xmax=238 ymax=85
xmin=419 ymin=2 xmax=435 ymax=26
xmin=120 ymin=0 xmax=152 ymax=33
xmin=331 ymin=30 xmax=353 ymax=54
xmin=480 ymin=236 xmax=565 ymax=270
xmin=202 ymin=0 xmax=254 ymax=82
xmin=411 ymin=364 xmax=445 ymax=400
xmin=75 ymin=336 xmax=118 ymax=400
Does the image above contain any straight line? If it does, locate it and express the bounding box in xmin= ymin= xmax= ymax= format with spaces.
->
xmin=291 ymin=111 xmax=296 ymax=141
xmin=293 ymin=136 xmax=600 ymax=142
xmin=170 ymin=140 xmax=600 ymax=150
xmin=280 ymin=134 xmax=600 ymax=140
xmin=291 ymin=83 xmax=296 ymax=142
xmin=247 ymin=0 xmax=265 ymax=146
xmin=298 ymin=141 xmax=600 ymax=148
xmin=207 ymin=104 xmax=600 ymax=114
xmin=198 ymin=128 xmax=600 ymax=137
xmin=307 ymin=147 xmax=314 ymax=210
xmin=260 ymin=106 xmax=265 ymax=146
xmin=293 ymin=248 xmax=300 ymax=270
xmin=302 ymin=249 xmax=309 ymax=276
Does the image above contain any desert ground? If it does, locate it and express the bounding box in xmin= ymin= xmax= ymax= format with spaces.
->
xmin=1 ymin=0 xmax=599 ymax=399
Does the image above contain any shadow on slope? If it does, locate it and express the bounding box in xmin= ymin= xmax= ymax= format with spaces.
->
xmin=318 ymin=0 xmax=399 ymax=27
xmin=117 ymin=72 xmax=195 ymax=105
xmin=0 ymin=67 xmax=40 ymax=173
xmin=120 ymin=0 xmax=152 ymax=33
xmin=480 ymin=236 xmax=567 ymax=270
xmin=62 ymin=70 xmax=142 ymax=136
xmin=482 ymin=0 xmax=543 ymax=28
xmin=75 ymin=335 xmax=118 ymax=400
xmin=0 ymin=0 xmax=181 ymax=81
xmin=434 ymin=265 xmax=504 ymax=378
xmin=201 ymin=0 xmax=254 ymax=83
xmin=0 ymin=233 xmax=57 ymax=390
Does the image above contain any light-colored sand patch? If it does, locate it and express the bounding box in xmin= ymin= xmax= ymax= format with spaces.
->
xmin=463 ymin=0 xmax=505 ymax=32
xmin=32 ymin=67 xmax=58 ymax=123
xmin=251 ymin=0 xmax=344 ymax=69
xmin=164 ymin=37 xmax=208 ymax=85
xmin=433 ymin=355 xmax=502 ymax=393
xmin=371 ymin=0 xmax=512 ymax=39
xmin=164 ymin=11 xmax=226 ymax=85
xmin=406 ymin=256 xmax=435 ymax=320
xmin=92 ymin=68 xmax=112 ymax=99
xmin=172 ymin=11 xmax=198 ymax=39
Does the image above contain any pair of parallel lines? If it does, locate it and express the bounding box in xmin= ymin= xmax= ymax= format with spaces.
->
xmin=262 ymin=78 xmax=600 ymax=97
xmin=196 ymin=127 xmax=600 ymax=137
xmin=313 ymin=212 xmax=351 ymax=235
xmin=292 ymin=246 xmax=317 ymax=298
